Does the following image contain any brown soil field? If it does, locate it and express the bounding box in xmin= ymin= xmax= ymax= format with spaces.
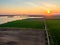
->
xmin=0 ymin=28 xmax=46 ymax=45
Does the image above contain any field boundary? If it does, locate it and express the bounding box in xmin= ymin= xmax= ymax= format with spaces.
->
xmin=0 ymin=27 xmax=45 ymax=31
xmin=44 ymin=19 xmax=50 ymax=45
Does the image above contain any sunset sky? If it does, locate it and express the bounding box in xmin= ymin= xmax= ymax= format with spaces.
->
xmin=0 ymin=0 xmax=60 ymax=15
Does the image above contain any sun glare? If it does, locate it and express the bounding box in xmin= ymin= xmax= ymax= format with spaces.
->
xmin=47 ymin=10 xmax=51 ymax=14
xmin=45 ymin=10 xmax=52 ymax=16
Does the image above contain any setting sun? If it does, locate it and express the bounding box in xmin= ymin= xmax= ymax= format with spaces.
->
xmin=47 ymin=10 xmax=51 ymax=14
xmin=44 ymin=10 xmax=52 ymax=16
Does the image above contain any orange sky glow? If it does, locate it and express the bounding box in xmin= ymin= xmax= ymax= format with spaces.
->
xmin=0 ymin=0 xmax=60 ymax=15
xmin=0 ymin=8 xmax=60 ymax=15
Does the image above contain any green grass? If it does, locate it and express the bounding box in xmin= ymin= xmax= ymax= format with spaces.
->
xmin=0 ymin=19 xmax=44 ymax=29
xmin=46 ymin=19 xmax=60 ymax=45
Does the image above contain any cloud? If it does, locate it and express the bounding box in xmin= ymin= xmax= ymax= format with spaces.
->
xmin=41 ymin=2 xmax=57 ymax=10
xmin=24 ymin=2 xmax=39 ymax=8
xmin=23 ymin=1 xmax=57 ymax=11
xmin=24 ymin=2 xmax=45 ymax=10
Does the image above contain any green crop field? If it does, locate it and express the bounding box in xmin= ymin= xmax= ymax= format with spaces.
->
xmin=0 ymin=19 xmax=44 ymax=29
xmin=0 ymin=18 xmax=60 ymax=45
xmin=46 ymin=19 xmax=60 ymax=45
